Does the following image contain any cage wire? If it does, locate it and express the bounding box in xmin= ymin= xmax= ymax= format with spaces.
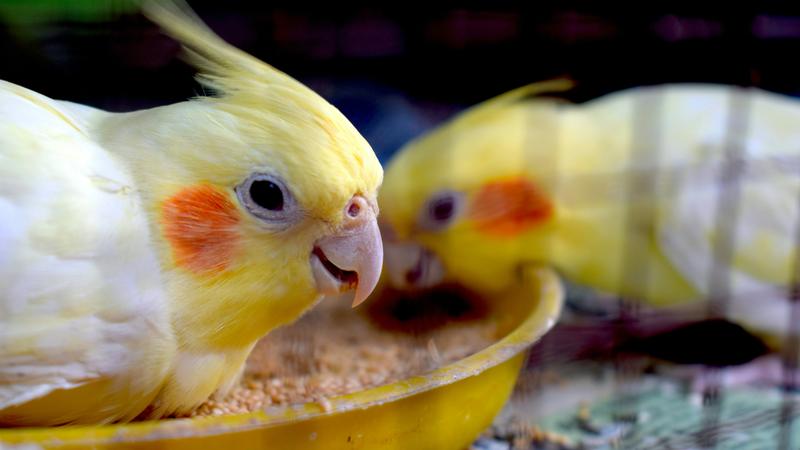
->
xmin=500 ymin=85 xmax=800 ymax=449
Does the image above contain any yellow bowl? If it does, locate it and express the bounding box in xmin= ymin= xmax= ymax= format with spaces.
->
xmin=0 ymin=268 xmax=562 ymax=450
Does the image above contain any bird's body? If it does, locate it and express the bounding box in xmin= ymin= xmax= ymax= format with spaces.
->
xmin=381 ymin=82 xmax=800 ymax=345
xmin=0 ymin=2 xmax=383 ymax=426
xmin=0 ymin=81 xmax=175 ymax=424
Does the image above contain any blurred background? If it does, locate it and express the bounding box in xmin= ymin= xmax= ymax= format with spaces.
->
xmin=4 ymin=1 xmax=800 ymax=448
xmin=3 ymin=0 xmax=800 ymax=162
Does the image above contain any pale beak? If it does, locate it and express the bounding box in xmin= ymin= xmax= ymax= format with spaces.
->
xmin=381 ymin=222 xmax=445 ymax=290
xmin=311 ymin=195 xmax=383 ymax=307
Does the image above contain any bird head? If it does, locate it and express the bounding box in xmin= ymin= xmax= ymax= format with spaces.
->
xmin=111 ymin=3 xmax=384 ymax=348
xmin=379 ymin=81 xmax=572 ymax=297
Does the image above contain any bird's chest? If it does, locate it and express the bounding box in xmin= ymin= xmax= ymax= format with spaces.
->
xmin=555 ymin=207 xmax=699 ymax=306
xmin=155 ymin=344 xmax=254 ymax=416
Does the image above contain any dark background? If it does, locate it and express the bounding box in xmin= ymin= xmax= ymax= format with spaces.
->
xmin=2 ymin=1 xmax=800 ymax=161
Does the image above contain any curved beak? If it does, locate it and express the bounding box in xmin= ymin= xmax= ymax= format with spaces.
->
xmin=311 ymin=195 xmax=383 ymax=307
xmin=381 ymin=221 xmax=445 ymax=290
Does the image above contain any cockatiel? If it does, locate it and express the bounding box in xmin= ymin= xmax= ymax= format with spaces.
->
xmin=380 ymin=81 xmax=800 ymax=350
xmin=0 ymin=2 xmax=383 ymax=426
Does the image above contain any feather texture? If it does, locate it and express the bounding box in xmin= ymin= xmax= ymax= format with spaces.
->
xmin=0 ymin=80 xmax=174 ymax=425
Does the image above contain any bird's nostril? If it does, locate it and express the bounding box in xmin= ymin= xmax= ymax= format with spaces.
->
xmin=346 ymin=196 xmax=371 ymax=220
xmin=347 ymin=201 xmax=361 ymax=218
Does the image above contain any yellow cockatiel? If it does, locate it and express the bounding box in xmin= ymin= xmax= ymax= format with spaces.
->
xmin=0 ymin=2 xmax=383 ymax=426
xmin=380 ymin=81 xmax=800 ymax=348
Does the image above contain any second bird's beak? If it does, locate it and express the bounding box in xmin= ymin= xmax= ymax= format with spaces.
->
xmin=380 ymin=220 xmax=446 ymax=291
xmin=311 ymin=195 xmax=383 ymax=307
xmin=384 ymin=241 xmax=446 ymax=290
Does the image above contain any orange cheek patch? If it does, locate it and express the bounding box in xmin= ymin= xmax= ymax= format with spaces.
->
xmin=467 ymin=178 xmax=553 ymax=237
xmin=161 ymin=184 xmax=240 ymax=275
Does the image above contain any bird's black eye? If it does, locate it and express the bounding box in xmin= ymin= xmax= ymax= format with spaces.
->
xmin=430 ymin=196 xmax=455 ymax=222
xmin=249 ymin=179 xmax=284 ymax=211
xmin=418 ymin=190 xmax=463 ymax=231
xmin=236 ymin=173 xmax=299 ymax=228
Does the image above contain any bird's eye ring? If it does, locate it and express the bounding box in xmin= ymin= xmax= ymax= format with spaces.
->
xmin=236 ymin=173 xmax=299 ymax=228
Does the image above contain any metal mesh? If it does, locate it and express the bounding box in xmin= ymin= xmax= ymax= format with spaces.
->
xmin=510 ymin=82 xmax=800 ymax=449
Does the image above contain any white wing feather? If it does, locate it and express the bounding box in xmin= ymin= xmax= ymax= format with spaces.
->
xmin=0 ymin=81 xmax=173 ymax=424
xmin=651 ymin=86 xmax=800 ymax=336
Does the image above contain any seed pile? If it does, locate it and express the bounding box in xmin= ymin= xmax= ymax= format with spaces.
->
xmin=188 ymin=296 xmax=497 ymax=417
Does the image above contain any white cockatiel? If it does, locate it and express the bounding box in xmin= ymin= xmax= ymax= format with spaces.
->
xmin=0 ymin=2 xmax=384 ymax=426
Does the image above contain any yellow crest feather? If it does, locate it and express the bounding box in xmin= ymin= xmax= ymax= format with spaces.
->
xmin=451 ymin=78 xmax=574 ymax=127
xmin=142 ymin=0 xmax=342 ymax=127
xmin=140 ymin=0 xmax=378 ymax=190
xmin=143 ymin=1 xmax=299 ymax=94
